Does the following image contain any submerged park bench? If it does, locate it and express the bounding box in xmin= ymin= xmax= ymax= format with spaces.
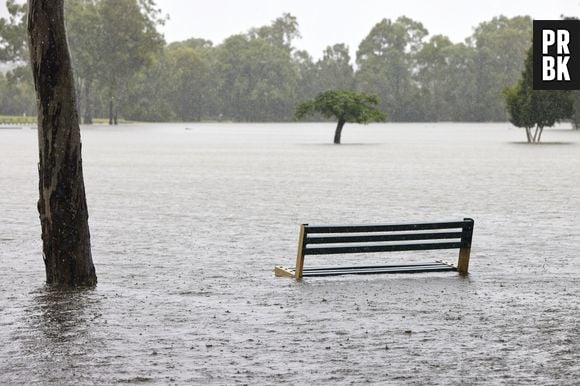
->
xmin=274 ymin=218 xmax=474 ymax=279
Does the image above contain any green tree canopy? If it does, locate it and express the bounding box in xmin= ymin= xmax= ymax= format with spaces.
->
xmin=356 ymin=16 xmax=428 ymax=121
xmin=0 ymin=0 xmax=27 ymax=63
xmin=503 ymin=47 xmax=573 ymax=143
xmin=469 ymin=15 xmax=533 ymax=121
xmin=215 ymin=14 xmax=301 ymax=122
xmin=295 ymin=89 xmax=386 ymax=144
xmin=315 ymin=43 xmax=354 ymax=91
xmin=0 ymin=11 xmax=551 ymax=124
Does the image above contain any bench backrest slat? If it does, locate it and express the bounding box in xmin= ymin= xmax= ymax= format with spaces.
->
xmin=305 ymin=231 xmax=464 ymax=245
xmin=305 ymin=241 xmax=463 ymax=255
xmin=305 ymin=221 xmax=468 ymax=234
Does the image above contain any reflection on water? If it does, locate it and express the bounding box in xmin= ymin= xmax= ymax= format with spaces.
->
xmin=12 ymin=287 xmax=102 ymax=384
xmin=30 ymin=287 xmax=97 ymax=342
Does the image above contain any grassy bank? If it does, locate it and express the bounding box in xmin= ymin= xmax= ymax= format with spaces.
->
xmin=0 ymin=115 xmax=122 ymax=125
xmin=0 ymin=115 xmax=36 ymax=125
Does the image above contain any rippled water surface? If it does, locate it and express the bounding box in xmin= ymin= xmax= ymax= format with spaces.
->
xmin=1 ymin=123 xmax=579 ymax=384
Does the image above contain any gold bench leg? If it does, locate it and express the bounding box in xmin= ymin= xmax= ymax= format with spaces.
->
xmin=457 ymin=247 xmax=471 ymax=274
xmin=294 ymin=224 xmax=306 ymax=280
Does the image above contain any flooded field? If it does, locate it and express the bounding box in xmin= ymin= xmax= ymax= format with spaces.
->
xmin=0 ymin=122 xmax=579 ymax=384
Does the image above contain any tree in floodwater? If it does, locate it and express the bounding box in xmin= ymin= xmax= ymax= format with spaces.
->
xmin=98 ymin=0 xmax=165 ymax=125
xmin=570 ymin=91 xmax=580 ymax=130
xmin=28 ymin=0 xmax=97 ymax=286
xmin=356 ymin=17 xmax=428 ymax=121
xmin=295 ymin=89 xmax=386 ymax=144
xmin=503 ymin=48 xmax=572 ymax=143
xmin=216 ymin=13 xmax=301 ymax=121
xmin=469 ymin=16 xmax=532 ymax=121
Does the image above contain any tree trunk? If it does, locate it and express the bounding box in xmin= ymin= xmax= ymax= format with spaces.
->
xmin=28 ymin=0 xmax=97 ymax=287
xmin=334 ymin=119 xmax=346 ymax=144
xmin=525 ymin=127 xmax=532 ymax=143
xmin=109 ymin=98 xmax=114 ymax=125
xmin=572 ymin=91 xmax=580 ymax=129
xmin=536 ymin=126 xmax=544 ymax=143
xmin=83 ymin=80 xmax=93 ymax=124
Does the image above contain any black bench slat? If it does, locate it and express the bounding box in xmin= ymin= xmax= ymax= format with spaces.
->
xmin=301 ymin=264 xmax=456 ymax=277
xmin=300 ymin=262 xmax=447 ymax=271
xmin=305 ymin=221 xmax=468 ymax=234
xmin=305 ymin=231 xmax=463 ymax=244
xmin=304 ymin=242 xmax=463 ymax=255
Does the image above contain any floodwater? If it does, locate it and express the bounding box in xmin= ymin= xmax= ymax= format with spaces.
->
xmin=0 ymin=122 xmax=579 ymax=384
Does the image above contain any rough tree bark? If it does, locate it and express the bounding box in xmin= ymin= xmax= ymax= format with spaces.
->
xmin=334 ymin=118 xmax=346 ymax=144
xmin=28 ymin=0 xmax=97 ymax=286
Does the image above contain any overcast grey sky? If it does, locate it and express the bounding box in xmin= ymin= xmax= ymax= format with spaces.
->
xmin=2 ymin=0 xmax=579 ymax=58
xmin=149 ymin=0 xmax=580 ymax=58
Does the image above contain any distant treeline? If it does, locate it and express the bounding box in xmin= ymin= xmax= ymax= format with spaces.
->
xmin=0 ymin=0 xmax=533 ymax=123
